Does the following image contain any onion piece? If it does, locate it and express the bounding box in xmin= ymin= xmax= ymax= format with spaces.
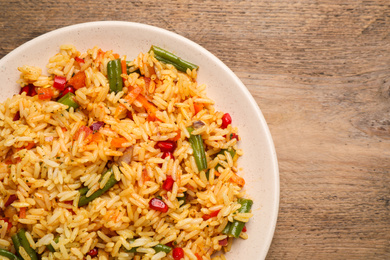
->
xmin=117 ymin=146 xmax=133 ymax=165
xmin=192 ymin=120 xmax=205 ymax=129
xmin=90 ymin=121 xmax=104 ymax=132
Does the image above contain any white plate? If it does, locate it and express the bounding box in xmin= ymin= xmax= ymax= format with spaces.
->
xmin=0 ymin=21 xmax=279 ymax=259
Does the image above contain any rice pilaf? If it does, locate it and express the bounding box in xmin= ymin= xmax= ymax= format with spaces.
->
xmin=0 ymin=45 xmax=253 ymax=260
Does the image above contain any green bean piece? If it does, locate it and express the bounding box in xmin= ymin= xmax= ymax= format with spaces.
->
xmin=78 ymin=186 xmax=89 ymax=196
xmin=153 ymin=244 xmax=172 ymax=254
xmin=107 ymin=59 xmax=123 ymax=93
xmin=78 ymin=169 xmax=118 ymax=207
xmin=0 ymin=248 xmax=22 ymax=260
xmin=17 ymin=229 xmax=38 ymax=260
xmin=206 ymin=148 xmax=236 ymax=180
xmin=187 ymin=126 xmax=207 ymax=171
xmin=57 ymin=92 xmax=79 ymax=110
xmin=177 ymin=192 xmax=187 ymax=206
xmin=222 ymin=222 xmax=232 ymax=235
xmin=228 ymin=199 xmax=253 ymax=238
xmin=45 ymin=237 xmax=59 ymax=252
xmin=123 ymin=239 xmax=137 ymax=253
xmin=11 ymin=234 xmax=22 ymax=257
xmin=150 ymin=46 xmax=199 ymax=72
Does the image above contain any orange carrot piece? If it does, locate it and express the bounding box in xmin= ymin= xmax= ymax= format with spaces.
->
xmin=19 ymin=207 xmax=26 ymax=219
xmin=68 ymin=71 xmax=86 ymax=89
xmin=195 ymin=253 xmax=202 ymax=260
xmin=24 ymin=142 xmax=36 ymax=150
xmin=111 ymin=137 xmax=128 ymax=148
xmin=37 ymin=88 xmax=54 ymax=100
xmin=121 ymin=59 xmax=127 ymax=83
xmin=142 ymin=170 xmax=151 ymax=182
xmin=230 ymin=172 xmax=245 ymax=187
xmin=113 ymin=53 xmax=120 ymax=59
xmin=170 ymin=129 xmax=181 ymax=142
xmin=114 ymin=86 xmax=143 ymax=118
xmin=136 ymin=94 xmax=158 ymax=121
xmin=194 ymin=102 xmax=204 ymax=115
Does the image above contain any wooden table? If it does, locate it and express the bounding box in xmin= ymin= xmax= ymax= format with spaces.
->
xmin=1 ymin=0 xmax=389 ymax=259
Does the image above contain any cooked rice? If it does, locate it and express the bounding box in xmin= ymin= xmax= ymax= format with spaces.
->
xmin=0 ymin=45 xmax=251 ymax=259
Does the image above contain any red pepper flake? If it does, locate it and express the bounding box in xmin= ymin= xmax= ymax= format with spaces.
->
xmin=75 ymin=57 xmax=85 ymax=64
xmin=242 ymin=225 xmax=247 ymax=232
xmin=202 ymin=209 xmax=220 ymax=220
xmin=162 ymin=175 xmax=174 ymax=191
xmin=172 ymin=247 xmax=184 ymax=260
xmin=149 ymin=198 xmax=168 ymax=213
xmin=221 ymin=113 xmax=232 ymax=129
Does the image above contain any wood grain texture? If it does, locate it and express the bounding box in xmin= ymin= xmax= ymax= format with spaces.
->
xmin=1 ymin=0 xmax=389 ymax=259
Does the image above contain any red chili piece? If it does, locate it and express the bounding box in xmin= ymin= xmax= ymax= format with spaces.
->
xmin=19 ymin=85 xmax=30 ymax=95
xmin=161 ymin=151 xmax=174 ymax=160
xmin=53 ymin=76 xmax=67 ymax=91
xmin=87 ymin=248 xmax=98 ymax=257
xmin=30 ymin=85 xmax=37 ymax=96
xmin=221 ymin=113 xmax=232 ymax=129
xmin=149 ymin=198 xmax=168 ymax=213
xmin=4 ymin=194 xmax=17 ymax=207
xmin=230 ymin=133 xmax=239 ymax=140
xmin=58 ymin=86 xmax=75 ymax=99
xmin=19 ymin=84 xmax=36 ymax=97
xmin=172 ymin=247 xmax=184 ymax=260
xmin=162 ymin=175 xmax=174 ymax=191
xmin=242 ymin=225 xmax=247 ymax=232
xmin=75 ymin=57 xmax=85 ymax=64
xmin=0 ymin=217 xmax=12 ymax=231
xmin=218 ymin=238 xmax=228 ymax=246
xmin=156 ymin=141 xmax=176 ymax=152
xmin=202 ymin=209 xmax=220 ymax=220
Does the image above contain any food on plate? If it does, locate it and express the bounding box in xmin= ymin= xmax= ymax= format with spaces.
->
xmin=0 ymin=44 xmax=253 ymax=260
